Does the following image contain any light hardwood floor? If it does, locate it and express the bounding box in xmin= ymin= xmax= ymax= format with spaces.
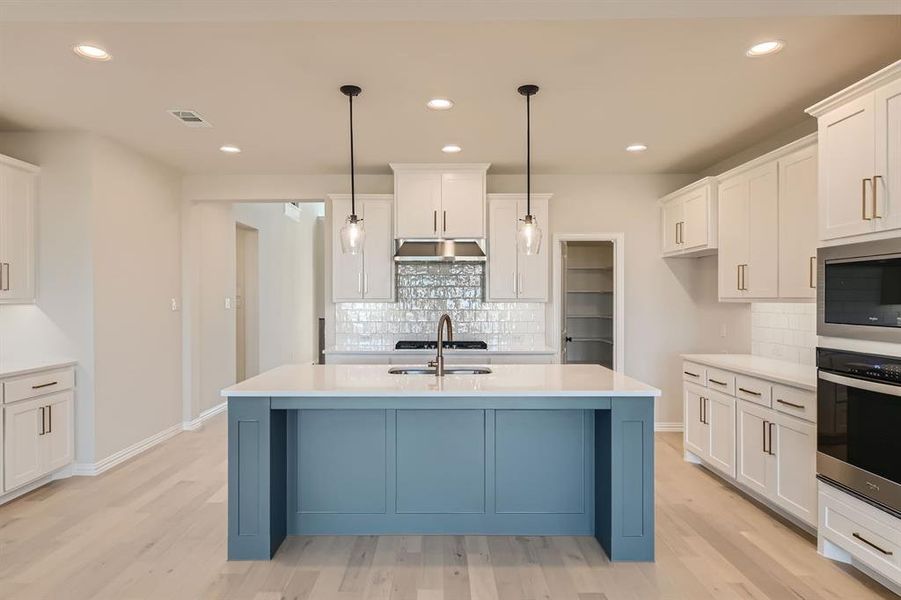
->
xmin=0 ymin=415 xmax=894 ymax=600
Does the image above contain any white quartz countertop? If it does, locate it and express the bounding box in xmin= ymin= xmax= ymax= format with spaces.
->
xmin=323 ymin=347 xmax=556 ymax=355
xmin=681 ymin=354 xmax=816 ymax=391
xmin=223 ymin=364 xmax=661 ymax=398
xmin=0 ymin=358 xmax=77 ymax=379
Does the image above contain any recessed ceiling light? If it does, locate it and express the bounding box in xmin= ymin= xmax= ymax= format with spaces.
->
xmin=219 ymin=145 xmax=242 ymax=154
xmin=746 ymin=40 xmax=784 ymax=57
xmin=442 ymin=144 xmax=462 ymax=153
xmin=625 ymin=143 xmax=648 ymax=153
xmin=427 ymin=98 xmax=454 ymax=110
xmin=73 ymin=44 xmax=111 ymax=61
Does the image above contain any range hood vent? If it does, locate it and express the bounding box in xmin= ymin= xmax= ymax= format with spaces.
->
xmin=394 ymin=240 xmax=486 ymax=262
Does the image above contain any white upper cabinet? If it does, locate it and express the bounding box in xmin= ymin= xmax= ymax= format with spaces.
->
xmin=330 ymin=195 xmax=394 ymax=302
xmin=716 ymin=135 xmax=817 ymax=302
xmin=0 ymin=155 xmax=38 ymax=304
xmin=658 ymin=177 xmax=717 ymax=257
xmin=778 ymin=144 xmax=818 ymax=299
xmin=806 ymin=60 xmax=901 ymax=243
xmin=391 ymin=164 xmax=489 ymax=239
xmin=487 ymin=194 xmax=550 ymax=302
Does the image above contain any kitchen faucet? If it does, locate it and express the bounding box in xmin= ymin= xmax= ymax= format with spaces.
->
xmin=428 ymin=313 xmax=454 ymax=376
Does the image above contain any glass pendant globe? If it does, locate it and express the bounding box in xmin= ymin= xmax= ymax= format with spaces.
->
xmin=340 ymin=216 xmax=365 ymax=255
xmin=517 ymin=215 xmax=542 ymax=255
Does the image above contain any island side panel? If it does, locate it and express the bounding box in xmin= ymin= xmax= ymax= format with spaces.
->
xmin=227 ymin=397 xmax=287 ymax=560
xmin=595 ymin=396 xmax=655 ymax=561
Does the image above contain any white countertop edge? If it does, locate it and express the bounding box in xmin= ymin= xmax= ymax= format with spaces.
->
xmin=680 ymin=353 xmax=816 ymax=391
xmin=224 ymin=389 xmax=660 ymax=398
xmin=0 ymin=359 xmax=78 ymax=379
xmin=323 ymin=348 xmax=557 ymax=355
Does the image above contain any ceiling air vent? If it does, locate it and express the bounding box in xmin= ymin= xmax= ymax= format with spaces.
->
xmin=167 ymin=109 xmax=212 ymax=128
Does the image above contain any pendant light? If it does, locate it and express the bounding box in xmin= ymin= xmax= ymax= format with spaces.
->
xmin=517 ymin=84 xmax=542 ymax=256
xmin=339 ymin=84 xmax=365 ymax=255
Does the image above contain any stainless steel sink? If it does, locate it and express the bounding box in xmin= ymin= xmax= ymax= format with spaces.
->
xmin=388 ymin=366 xmax=492 ymax=375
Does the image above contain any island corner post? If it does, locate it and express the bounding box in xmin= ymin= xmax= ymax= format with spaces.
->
xmin=227 ymin=394 xmax=655 ymax=562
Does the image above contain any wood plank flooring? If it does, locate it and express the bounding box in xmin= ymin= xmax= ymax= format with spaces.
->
xmin=0 ymin=415 xmax=895 ymax=599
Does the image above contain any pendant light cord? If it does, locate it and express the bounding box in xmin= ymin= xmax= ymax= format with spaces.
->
xmin=349 ymin=93 xmax=356 ymax=217
xmin=526 ymin=92 xmax=531 ymax=217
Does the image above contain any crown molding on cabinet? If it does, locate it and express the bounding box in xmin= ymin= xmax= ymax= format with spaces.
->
xmin=715 ymin=132 xmax=817 ymax=182
xmin=656 ymin=176 xmax=717 ymax=206
xmin=805 ymin=59 xmax=901 ymax=117
xmin=389 ymin=163 xmax=491 ymax=173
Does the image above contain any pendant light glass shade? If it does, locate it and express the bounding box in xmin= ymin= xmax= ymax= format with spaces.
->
xmin=340 ymin=84 xmax=364 ymax=255
xmin=517 ymin=84 xmax=542 ymax=256
xmin=340 ymin=214 xmax=365 ymax=254
xmin=518 ymin=214 xmax=542 ymax=255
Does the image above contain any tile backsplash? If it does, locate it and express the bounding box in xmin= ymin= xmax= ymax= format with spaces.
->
xmin=333 ymin=262 xmax=546 ymax=350
xmin=751 ymin=302 xmax=817 ymax=365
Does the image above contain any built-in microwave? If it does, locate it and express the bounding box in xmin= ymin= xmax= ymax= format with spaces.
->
xmin=817 ymin=238 xmax=901 ymax=343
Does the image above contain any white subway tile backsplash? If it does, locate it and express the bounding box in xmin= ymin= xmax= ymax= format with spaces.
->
xmin=334 ymin=262 xmax=546 ymax=350
xmin=750 ymin=302 xmax=816 ymax=365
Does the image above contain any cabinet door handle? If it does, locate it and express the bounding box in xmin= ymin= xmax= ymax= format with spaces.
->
xmin=47 ymin=404 xmax=52 ymax=434
xmin=699 ymin=396 xmax=704 ymax=423
xmin=852 ymin=532 xmax=894 ymax=556
xmin=809 ymin=256 xmax=816 ymax=289
xmin=776 ymin=398 xmax=805 ymax=409
xmin=873 ymin=175 xmax=883 ymax=219
xmin=742 ymin=264 xmax=748 ymax=291
xmin=357 ymin=272 xmax=363 ymax=294
xmin=738 ymin=387 xmax=761 ymax=396
xmin=768 ymin=422 xmax=775 ymax=456
xmin=862 ymin=178 xmax=872 ymax=220
xmin=433 ymin=210 xmax=437 ymax=233
xmin=32 ymin=381 xmax=58 ymax=390
xmin=683 ymin=371 xmax=699 ymax=378
xmin=0 ymin=262 xmax=9 ymax=291
xmin=762 ymin=419 xmax=768 ymax=453
xmin=443 ymin=210 xmax=447 ymax=232
xmin=708 ymin=378 xmax=727 ymax=387
xmin=737 ymin=264 xmax=741 ymax=291
xmin=39 ymin=406 xmax=46 ymax=436
xmin=364 ymin=274 xmax=369 ymax=295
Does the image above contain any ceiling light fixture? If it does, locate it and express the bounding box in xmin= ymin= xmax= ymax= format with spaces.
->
xmin=427 ymin=98 xmax=454 ymax=110
xmin=626 ymin=143 xmax=648 ymax=153
xmin=517 ymin=84 xmax=542 ymax=257
xmin=339 ymin=84 xmax=365 ymax=255
xmin=73 ymin=44 xmax=111 ymax=61
xmin=219 ymin=145 xmax=242 ymax=153
xmin=746 ymin=40 xmax=784 ymax=57
xmin=442 ymin=144 xmax=462 ymax=153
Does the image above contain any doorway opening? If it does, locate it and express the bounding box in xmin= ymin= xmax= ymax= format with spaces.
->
xmin=235 ymin=222 xmax=259 ymax=382
xmin=553 ymin=234 xmax=624 ymax=370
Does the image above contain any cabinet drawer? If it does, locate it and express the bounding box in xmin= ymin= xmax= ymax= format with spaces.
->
xmin=705 ymin=368 xmax=735 ymax=395
xmin=682 ymin=362 xmax=707 ymax=385
xmin=773 ymin=384 xmax=816 ymax=422
xmin=736 ymin=374 xmax=772 ymax=408
xmin=3 ymin=368 xmax=74 ymax=404
xmin=820 ymin=487 xmax=901 ymax=577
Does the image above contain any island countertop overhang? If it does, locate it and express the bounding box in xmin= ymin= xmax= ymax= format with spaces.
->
xmin=222 ymin=363 xmax=661 ymax=398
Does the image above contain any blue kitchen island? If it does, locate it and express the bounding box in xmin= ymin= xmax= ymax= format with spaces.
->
xmin=222 ymin=364 xmax=660 ymax=562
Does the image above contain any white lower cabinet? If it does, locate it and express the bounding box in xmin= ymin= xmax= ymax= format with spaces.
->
xmin=684 ymin=360 xmax=817 ymax=529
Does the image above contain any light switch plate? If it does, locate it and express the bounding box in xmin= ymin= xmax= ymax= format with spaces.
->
xmin=225 ymin=297 xmax=232 ymax=309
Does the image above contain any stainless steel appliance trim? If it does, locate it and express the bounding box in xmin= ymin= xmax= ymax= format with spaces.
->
xmin=818 ymin=452 xmax=901 ymax=515
xmin=817 ymin=237 xmax=901 ymax=343
xmin=818 ymin=370 xmax=901 ymax=397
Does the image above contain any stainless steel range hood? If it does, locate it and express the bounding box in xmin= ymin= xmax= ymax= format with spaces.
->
xmin=394 ymin=239 xmax=486 ymax=262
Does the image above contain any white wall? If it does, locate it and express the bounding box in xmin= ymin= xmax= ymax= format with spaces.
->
xmin=90 ymin=138 xmax=183 ymax=460
xmin=184 ymin=201 xmax=320 ymax=417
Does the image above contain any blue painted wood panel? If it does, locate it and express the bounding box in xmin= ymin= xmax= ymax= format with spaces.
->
xmin=495 ymin=410 xmax=586 ymax=514
xmin=395 ymin=410 xmax=485 ymax=514
xmin=297 ymin=410 xmax=387 ymax=514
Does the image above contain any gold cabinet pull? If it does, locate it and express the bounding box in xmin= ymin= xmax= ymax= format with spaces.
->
xmin=39 ymin=406 xmax=46 ymax=436
xmin=873 ymin=175 xmax=883 ymax=219
xmin=737 ymin=264 xmax=741 ymax=291
xmin=776 ymin=398 xmax=805 ymax=409
xmin=683 ymin=370 xmax=699 ymax=378
xmin=768 ymin=422 xmax=775 ymax=456
xmin=443 ymin=210 xmax=447 ymax=232
xmin=809 ymin=256 xmax=816 ymax=289
xmin=852 ymin=532 xmax=894 ymax=556
xmin=739 ymin=387 xmax=761 ymax=396
xmin=762 ymin=419 xmax=767 ymax=453
xmin=32 ymin=381 xmax=58 ymax=390
xmin=433 ymin=210 xmax=437 ymax=232
xmin=862 ymin=178 xmax=872 ymax=220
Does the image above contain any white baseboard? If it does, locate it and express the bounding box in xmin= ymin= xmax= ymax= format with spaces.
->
xmin=73 ymin=422 xmax=183 ymax=477
xmin=655 ymin=421 xmax=683 ymax=432
xmin=182 ymin=401 xmax=227 ymax=431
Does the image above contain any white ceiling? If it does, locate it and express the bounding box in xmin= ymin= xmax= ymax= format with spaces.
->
xmin=0 ymin=11 xmax=899 ymax=175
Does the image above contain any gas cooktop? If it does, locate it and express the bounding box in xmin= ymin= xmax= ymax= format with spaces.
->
xmin=394 ymin=340 xmax=488 ymax=350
